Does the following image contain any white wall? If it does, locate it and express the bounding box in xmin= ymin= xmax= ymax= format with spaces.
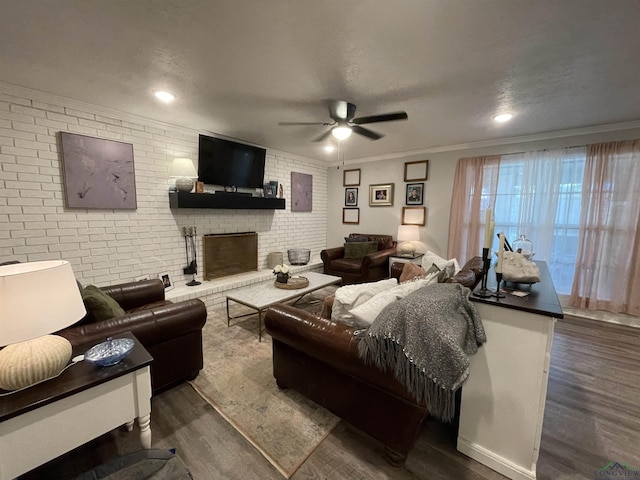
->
xmin=327 ymin=127 xmax=640 ymax=259
xmin=0 ymin=85 xmax=327 ymax=286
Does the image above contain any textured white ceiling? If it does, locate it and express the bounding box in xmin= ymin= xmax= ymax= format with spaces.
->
xmin=2 ymin=1 xmax=640 ymax=161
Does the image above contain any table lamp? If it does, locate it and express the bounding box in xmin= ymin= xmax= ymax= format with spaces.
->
xmin=397 ymin=225 xmax=420 ymax=256
xmin=171 ymin=157 xmax=197 ymax=193
xmin=0 ymin=260 xmax=86 ymax=391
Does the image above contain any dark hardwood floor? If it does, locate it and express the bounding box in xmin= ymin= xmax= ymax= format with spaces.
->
xmin=18 ymin=315 xmax=640 ymax=480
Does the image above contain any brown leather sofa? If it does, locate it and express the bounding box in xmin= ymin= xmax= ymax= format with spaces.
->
xmin=57 ymin=279 xmax=207 ymax=394
xmin=264 ymin=256 xmax=482 ymax=465
xmin=321 ymin=233 xmax=397 ymax=284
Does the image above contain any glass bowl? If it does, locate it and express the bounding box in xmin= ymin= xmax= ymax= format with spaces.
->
xmin=84 ymin=337 xmax=134 ymax=367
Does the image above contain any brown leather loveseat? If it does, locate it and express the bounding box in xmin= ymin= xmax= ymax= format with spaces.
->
xmin=57 ymin=279 xmax=208 ymax=394
xmin=321 ymin=233 xmax=397 ymax=284
xmin=264 ymin=257 xmax=483 ymax=465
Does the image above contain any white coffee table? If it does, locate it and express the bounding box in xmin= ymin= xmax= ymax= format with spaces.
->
xmin=226 ymin=271 xmax=341 ymax=341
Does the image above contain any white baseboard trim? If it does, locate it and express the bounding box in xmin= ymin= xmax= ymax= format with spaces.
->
xmin=457 ymin=437 xmax=536 ymax=480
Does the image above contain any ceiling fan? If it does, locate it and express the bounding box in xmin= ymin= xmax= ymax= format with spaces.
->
xmin=278 ymin=100 xmax=408 ymax=142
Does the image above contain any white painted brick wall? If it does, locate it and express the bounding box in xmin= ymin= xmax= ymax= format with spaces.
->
xmin=0 ymin=89 xmax=328 ymax=287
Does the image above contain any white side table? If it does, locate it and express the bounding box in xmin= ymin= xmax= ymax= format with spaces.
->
xmin=388 ymin=253 xmax=424 ymax=276
xmin=0 ymin=332 xmax=152 ymax=479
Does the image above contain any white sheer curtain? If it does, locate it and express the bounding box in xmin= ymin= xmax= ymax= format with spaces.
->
xmin=570 ymin=140 xmax=640 ymax=315
xmin=494 ymin=147 xmax=586 ymax=294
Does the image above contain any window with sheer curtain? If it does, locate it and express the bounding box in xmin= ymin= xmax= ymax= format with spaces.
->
xmin=491 ymin=147 xmax=586 ymax=295
xmin=449 ymin=140 xmax=640 ymax=314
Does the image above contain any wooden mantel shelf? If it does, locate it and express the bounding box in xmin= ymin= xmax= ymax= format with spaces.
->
xmin=169 ymin=192 xmax=286 ymax=210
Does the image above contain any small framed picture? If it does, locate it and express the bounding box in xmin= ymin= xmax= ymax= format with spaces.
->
xmin=195 ymin=181 xmax=204 ymax=193
xmin=406 ymin=183 xmax=424 ymax=205
xmin=263 ymin=184 xmax=276 ymax=198
xmin=402 ymin=207 xmax=427 ymax=226
xmin=343 ymin=168 xmax=361 ymax=186
xmin=345 ymin=187 xmax=358 ymax=206
xmin=404 ymin=160 xmax=428 ymax=182
xmin=342 ymin=208 xmax=360 ymax=224
xmin=369 ymin=183 xmax=394 ymax=206
xmin=158 ymin=271 xmax=174 ymax=291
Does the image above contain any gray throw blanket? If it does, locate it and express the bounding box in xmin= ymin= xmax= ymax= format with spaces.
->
xmin=357 ymin=282 xmax=486 ymax=422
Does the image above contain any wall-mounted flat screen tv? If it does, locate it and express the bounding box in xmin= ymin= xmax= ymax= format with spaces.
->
xmin=198 ymin=134 xmax=266 ymax=189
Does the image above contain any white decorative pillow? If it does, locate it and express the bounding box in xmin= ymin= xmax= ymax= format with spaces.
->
xmin=349 ymin=278 xmax=433 ymax=325
xmin=421 ymin=250 xmax=461 ymax=278
xmin=331 ymin=278 xmax=397 ymax=325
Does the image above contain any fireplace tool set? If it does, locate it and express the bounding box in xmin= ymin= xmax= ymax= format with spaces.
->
xmin=183 ymin=226 xmax=201 ymax=286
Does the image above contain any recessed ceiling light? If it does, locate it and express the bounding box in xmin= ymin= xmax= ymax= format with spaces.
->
xmin=154 ymin=90 xmax=175 ymax=103
xmin=493 ymin=113 xmax=513 ymax=123
xmin=324 ymin=145 xmax=335 ymax=153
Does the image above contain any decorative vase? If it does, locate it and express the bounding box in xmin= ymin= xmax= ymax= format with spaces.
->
xmin=276 ymin=273 xmax=289 ymax=284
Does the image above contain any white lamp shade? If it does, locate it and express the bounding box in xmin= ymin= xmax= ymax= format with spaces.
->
xmin=0 ymin=261 xmax=86 ymax=346
xmin=170 ymin=158 xmax=197 ymax=178
xmin=397 ymin=225 xmax=420 ymax=242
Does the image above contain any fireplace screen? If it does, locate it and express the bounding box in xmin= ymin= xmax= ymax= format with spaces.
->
xmin=203 ymin=232 xmax=258 ymax=280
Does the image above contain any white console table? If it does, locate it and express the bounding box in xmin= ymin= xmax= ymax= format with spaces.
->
xmin=457 ymin=262 xmax=563 ymax=480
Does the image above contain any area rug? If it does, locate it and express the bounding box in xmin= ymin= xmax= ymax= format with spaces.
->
xmin=189 ymin=287 xmax=339 ymax=478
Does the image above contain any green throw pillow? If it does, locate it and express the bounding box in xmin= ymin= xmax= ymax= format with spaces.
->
xmin=82 ymin=285 xmax=126 ymax=322
xmin=344 ymin=240 xmax=378 ymax=259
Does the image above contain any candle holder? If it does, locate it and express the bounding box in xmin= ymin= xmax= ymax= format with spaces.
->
xmin=493 ymin=272 xmax=505 ymax=298
xmin=474 ymin=247 xmax=493 ymax=298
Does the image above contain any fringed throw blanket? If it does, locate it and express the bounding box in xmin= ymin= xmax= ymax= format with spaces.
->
xmin=357 ymin=283 xmax=486 ymax=422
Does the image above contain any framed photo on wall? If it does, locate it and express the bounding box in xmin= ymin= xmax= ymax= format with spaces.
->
xmin=406 ymin=183 xmax=424 ymax=205
xmin=369 ymin=183 xmax=394 ymax=206
xmin=342 ymin=208 xmax=360 ymax=224
xmin=404 ymin=160 xmax=428 ymax=182
xmin=402 ymin=207 xmax=427 ymax=226
xmin=345 ymin=187 xmax=358 ymax=206
xmin=343 ymin=168 xmax=361 ymax=186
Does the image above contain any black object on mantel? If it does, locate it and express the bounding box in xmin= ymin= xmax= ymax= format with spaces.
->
xmin=169 ymin=192 xmax=285 ymax=210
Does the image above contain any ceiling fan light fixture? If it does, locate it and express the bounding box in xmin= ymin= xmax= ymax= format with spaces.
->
xmin=331 ymin=125 xmax=352 ymax=140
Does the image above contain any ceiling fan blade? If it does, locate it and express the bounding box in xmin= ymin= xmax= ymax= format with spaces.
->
xmin=352 ymin=111 xmax=408 ymax=125
xmin=312 ymin=129 xmax=333 ymax=142
xmin=352 ymin=125 xmax=383 ymax=140
xmin=278 ymin=121 xmax=329 ymax=126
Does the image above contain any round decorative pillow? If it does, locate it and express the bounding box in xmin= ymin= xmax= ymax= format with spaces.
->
xmin=0 ymin=335 xmax=72 ymax=390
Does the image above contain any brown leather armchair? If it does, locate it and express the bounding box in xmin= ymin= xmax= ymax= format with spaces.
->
xmin=57 ymin=279 xmax=207 ymax=394
xmin=321 ymin=233 xmax=397 ymax=284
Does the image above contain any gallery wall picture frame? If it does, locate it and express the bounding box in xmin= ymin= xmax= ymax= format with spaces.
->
xmin=60 ymin=132 xmax=137 ymax=209
xmin=342 ymin=208 xmax=360 ymax=224
xmin=291 ymin=172 xmax=313 ymax=211
xmin=402 ymin=206 xmax=427 ymax=226
xmin=345 ymin=187 xmax=358 ymax=206
xmin=404 ymin=160 xmax=429 ymax=182
xmin=369 ymin=183 xmax=394 ymax=206
xmin=158 ymin=271 xmax=174 ymax=291
xmin=343 ymin=168 xmax=361 ymax=186
xmin=406 ymin=183 xmax=424 ymax=205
